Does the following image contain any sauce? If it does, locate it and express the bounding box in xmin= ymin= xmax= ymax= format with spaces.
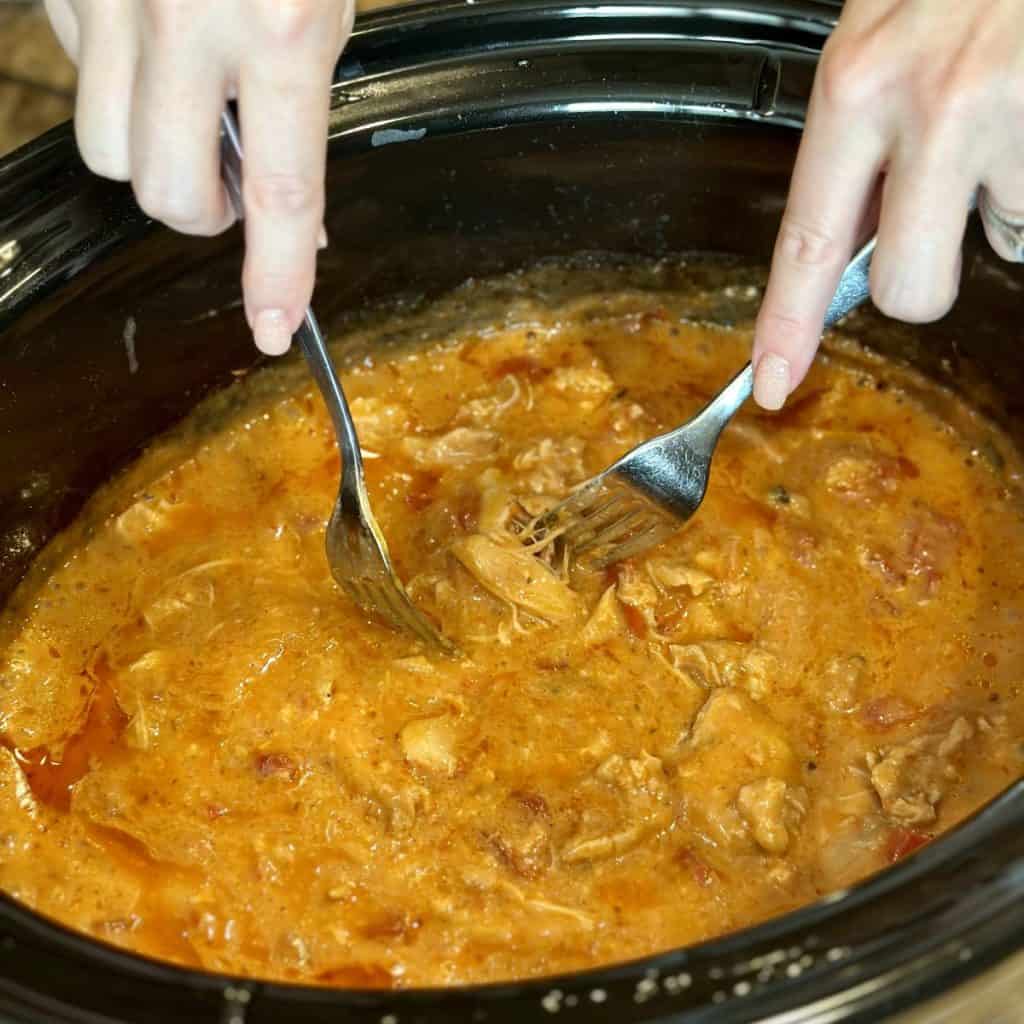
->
xmin=1 ymin=267 xmax=1023 ymax=986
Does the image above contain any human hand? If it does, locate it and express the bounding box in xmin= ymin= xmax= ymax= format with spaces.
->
xmin=44 ymin=0 xmax=354 ymax=355
xmin=752 ymin=0 xmax=1024 ymax=410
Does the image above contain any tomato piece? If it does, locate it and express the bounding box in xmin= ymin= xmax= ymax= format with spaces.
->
xmin=887 ymin=828 xmax=932 ymax=863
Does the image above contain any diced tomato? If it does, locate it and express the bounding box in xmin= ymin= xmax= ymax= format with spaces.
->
xmin=675 ymin=848 xmax=717 ymax=887
xmin=862 ymin=696 xmax=919 ymax=731
xmin=887 ymin=828 xmax=932 ymax=863
xmin=621 ymin=602 xmax=648 ymax=639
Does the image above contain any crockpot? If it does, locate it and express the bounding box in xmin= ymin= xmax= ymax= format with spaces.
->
xmin=1 ymin=1 xmax=1022 ymax=1021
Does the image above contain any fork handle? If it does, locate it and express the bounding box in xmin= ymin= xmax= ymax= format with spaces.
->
xmin=218 ymin=108 xmax=366 ymax=481
xmin=686 ymin=231 xmax=881 ymax=441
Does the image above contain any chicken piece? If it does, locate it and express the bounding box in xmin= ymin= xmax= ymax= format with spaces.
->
xmin=868 ymin=746 xmax=942 ymax=825
xmin=820 ymin=653 xmax=869 ymax=714
xmin=453 ymin=535 xmax=577 ymax=623
xmin=676 ymin=689 xmax=800 ymax=850
xmin=115 ymin=496 xmax=181 ymax=548
xmin=486 ymin=792 xmax=553 ymax=880
xmin=646 ymin=559 xmax=715 ymax=596
xmin=596 ymin=751 xmax=667 ymax=799
xmin=580 ymin=586 xmax=626 ymax=646
xmin=550 ymin=366 xmax=615 ymax=412
xmin=400 ymin=716 xmax=459 ymax=778
xmin=402 ymin=427 xmax=499 ymax=468
xmin=348 ymin=396 xmax=409 ymax=450
xmin=868 ymin=717 xmax=974 ymax=825
xmin=615 ymin=565 xmax=660 ymax=632
xmin=805 ymin=440 xmax=918 ymax=504
xmin=667 ymin=641 xmax=778 ymax=701
xmin=459 ymin=375 xmax=523 ymax=424
xmin=512 ymin=437 xmax=585 ymax=495
xmin=0 ymin=747 xmax=38 ymax=821
xmin=476 ymin=469 xmax=515 ymax=535
xmin=686 ymin=690 xmax=796 ymax=768
xmin=562 ymin=753 xmax=672 ymax=864
xmin=737 ymin=778 xmax=807 ymax=855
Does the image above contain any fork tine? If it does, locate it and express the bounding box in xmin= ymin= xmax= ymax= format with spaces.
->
xmin=563 ymin=494 xmax=645 ymax=551
xmin=588 ymin=517 xmax=677 ymax=567
xmin=371 ymin=576 xmax=451 ymax=650
xmin=570 ymin=507 xmax=646 ymax=553
xmin=376 ymin=579 xmax=430 ymax=640
xmin=558 ymin=493 xmax=626 ymax=539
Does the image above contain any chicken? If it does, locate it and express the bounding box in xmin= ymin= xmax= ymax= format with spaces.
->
xmin=453 ymin=535 xmax=578 ymax=623
xmin=402 ymin=427 xmax=500 ymax=467
xmin=400 ymin=716 xmax=459 ymax=778
xmin=868 ymin=716 xmax=974 ymax=825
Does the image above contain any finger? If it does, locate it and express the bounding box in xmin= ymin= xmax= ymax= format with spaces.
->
xmin=71 ymin=0 xmax=136 ymax=180
xmin=238 ymin=57 xmax=334 ymax=355
xmin=979 ymin=182 xmax=1024 ymax=264
xmin=752 ymin=52 xmax=888 ymax=409
xmin=869 ymin=136 xmax=975 ymax=323
xmin=131 ymin=5 xmax=233 ymax=235
xmin=44 ymin=0 xmax=80 ymax=63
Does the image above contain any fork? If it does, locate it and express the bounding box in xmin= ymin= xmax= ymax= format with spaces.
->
xmin=522 ymin=235 xmax=880 ymax=568
xmin=219 ymin=110 xmax=453 ymax=651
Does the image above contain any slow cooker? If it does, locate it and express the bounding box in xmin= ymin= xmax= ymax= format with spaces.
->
xmin=1 ymin=1 xmax=1022 ymax=1021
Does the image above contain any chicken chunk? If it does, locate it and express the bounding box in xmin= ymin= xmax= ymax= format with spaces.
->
xmin=402 ymin=427 xmax=500 ymax=468
xmin=868 ymin=717 xmax=974 ymax=825
xmin=400 ymin=716 xmax=458 ymax=778
xmin=580 ymin=586 xmax=626 ymax=645
xmin=737 ymin=778 xmax=807 ymax=855
xmin=453 ymin=535 xmax=578 ymax=623
xmin=676 ymin=689 xmax=800 ymax=850
xmin=512 ymin=437 xmax=585 ymax=495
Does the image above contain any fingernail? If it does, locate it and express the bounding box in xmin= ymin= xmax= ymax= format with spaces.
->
xmin=754 ymin=352 xmax=791 ymax=411
xmin=317 ymin=224 xmax=328 ymax=250
xmin=252 ymin=309 xmax=293 ymax=356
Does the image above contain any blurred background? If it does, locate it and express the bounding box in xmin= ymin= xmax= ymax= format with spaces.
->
xmin=0 ymin=1 xmax=74 ymax=156
xmin=0 ymin=0 xmax=402 ymax=158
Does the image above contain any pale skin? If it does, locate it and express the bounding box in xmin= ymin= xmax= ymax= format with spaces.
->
xmin=46 ymin=0 xmax=1024 ymax=404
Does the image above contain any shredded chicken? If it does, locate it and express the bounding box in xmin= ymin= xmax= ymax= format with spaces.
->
xmin=402 ymin=426 xmax=500 ymax=467
xmin=737 ymin=778 xmax=807 ymax=855
xmin=400 ymin=716 xmax=458 ymax=777
xmin=868 ymin=716 xmax=974 ymax=825
xmin=453 ymin=535 xmax=577 ymax=622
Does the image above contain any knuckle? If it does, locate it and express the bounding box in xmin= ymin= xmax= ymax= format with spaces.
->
xmin=775 ymin=216 xmax=844 ymax=270
xmin=920 ymin=79 xmax=979 ymax=132
xmin=871 ymin=277 xmax=955 ymax=324
xmin=245 ymin=172 xmax=320 ymax=218
xmin=143 ymin=0 xmax=200 ymax=36
xmin=757 ymin=309 xmax=810 ymax=348
xmin=816 ymin=35 xmax=877 ymax=111
xmin=74 ymin=124 xmax=129 ymax=181
xmin=260 ymin=0 xmax=321 ymax=43
xmin=913 ymin=55 xmax=985 ymax=130
xmin=133 ymin=175 xmax=216 ymax=233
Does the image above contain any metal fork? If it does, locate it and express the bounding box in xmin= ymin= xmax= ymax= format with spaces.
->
xmin=219 ymin=109 xmax=453 ymax=651
xmin=522 ymin=235 xmax=880 ymax=568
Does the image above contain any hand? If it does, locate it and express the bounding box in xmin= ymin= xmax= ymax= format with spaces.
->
xmin=752 ymin=0 xmax=1024 ymax=410
xmin=45 ymin=0 xmax=354 ymax=355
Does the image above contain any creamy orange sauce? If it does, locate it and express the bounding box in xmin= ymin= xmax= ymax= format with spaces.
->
xmin=1 ymin=269 xmax=1023 ymax=987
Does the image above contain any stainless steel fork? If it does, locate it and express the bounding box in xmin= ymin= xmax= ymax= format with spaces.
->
xmin=522 ymin=235 xmax=880 ymax=568
xmin=219 ymin=110 xmax=453 ymax=651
